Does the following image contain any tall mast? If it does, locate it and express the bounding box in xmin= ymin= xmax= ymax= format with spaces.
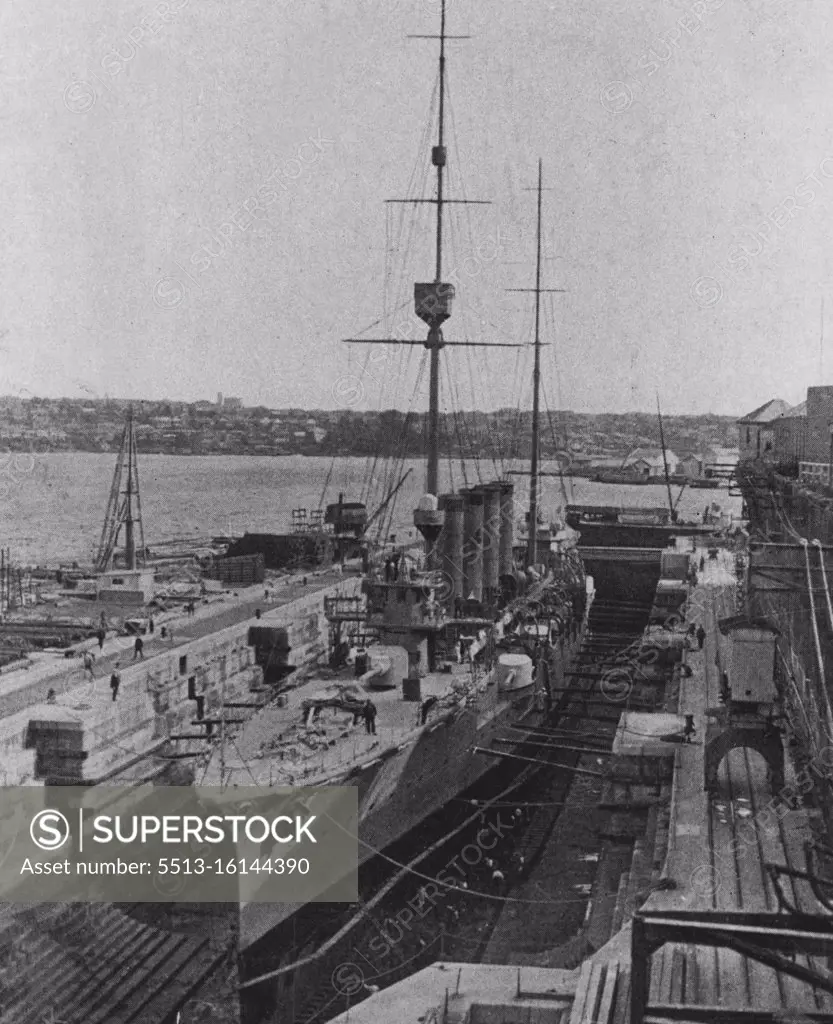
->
xmin=656 ymin=394 xmax=675 ymax=519
xmin=425 ymin=0 xmax=448 ymax=496
xmin=344 ymin=3 xmax=515 ymax=520
xmin=124 ymin=407 xmax=136 ymax=570
xmin=528 ymin=160 xmax=544 ymax=567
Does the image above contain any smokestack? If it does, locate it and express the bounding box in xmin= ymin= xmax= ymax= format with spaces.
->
xmin=439 ymin=493 xmax=464 ymax=602
xmin=462 ymin=488 xmax=484 ymax=602
xmin=482 ymin=483 xmax=502 ymax=603
xmin=499 ymin=481 xmax=515 ymax=578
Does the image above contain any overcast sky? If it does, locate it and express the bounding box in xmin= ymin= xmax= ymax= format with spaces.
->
xmin=1 ymin=0 xmax=831 ymax=416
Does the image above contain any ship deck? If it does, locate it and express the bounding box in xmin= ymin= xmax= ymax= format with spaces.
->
xmin=199 ymin=654 xmax=497 ymax=787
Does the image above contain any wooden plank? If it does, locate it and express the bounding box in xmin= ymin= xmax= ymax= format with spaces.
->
xmin=689 ymin=943 xmax=718 ymax=1005
xmin=569 ymin=959 xmax=598 ymax=1024
xmin=667 ymin=946 xmax=686 ymax=1004
xmin=649 ymin=947 xmax=667 ymax=1006
xmin=596 ymin=961 xmax=620 ymax=1024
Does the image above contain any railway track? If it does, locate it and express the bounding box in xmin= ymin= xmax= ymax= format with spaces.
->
xmin=702 ymin=582 xmax=833 ymax=1015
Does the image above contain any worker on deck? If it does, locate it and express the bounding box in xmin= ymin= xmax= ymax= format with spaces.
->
xmin=110 ymin=669 xmax=121 ymax=701
xmin=46 ymin=688 xmax=56 ymax=704
xmin=83 ymin=650 xmax=95 ymax=679
xmin=683 ymin=714 xmax=696 ymax=743
xmin=133 ymin=635 xmax=144 ymax=660
xmin=96 ymin=628 xmax=105 ymax=651
xmin=363 ymin=699 xmax=377 ymax=735
xmin=696 ymin=625 xmax=706 ymax=650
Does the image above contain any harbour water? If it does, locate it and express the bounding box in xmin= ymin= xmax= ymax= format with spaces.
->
xmin=1 ymin=452 xmax=743 ymax=566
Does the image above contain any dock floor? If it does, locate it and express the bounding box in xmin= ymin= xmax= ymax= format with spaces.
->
xmin=626 ymin=550 xmax=833 ymax=1019
xmin=0 ymin=568 xmax=351 ymax=720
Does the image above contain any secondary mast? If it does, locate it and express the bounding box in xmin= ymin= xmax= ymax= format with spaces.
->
xmin=529 ymin=161 xmax=544 ymax=567
xmin=506 ymin=160 xmax=565 ymax=567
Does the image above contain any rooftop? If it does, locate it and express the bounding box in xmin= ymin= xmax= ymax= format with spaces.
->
xmin=737 ymin=398 xmax=791 ymax=425
xmin=781 ymin=399 xmax=808 ymax=418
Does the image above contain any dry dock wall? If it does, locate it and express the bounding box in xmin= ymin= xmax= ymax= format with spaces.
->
xmin=0 ymin=579 xmax=361 ymax=786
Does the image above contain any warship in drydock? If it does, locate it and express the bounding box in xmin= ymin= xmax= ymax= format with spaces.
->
xmin=194 ymin=11 xmax=590 ymax=968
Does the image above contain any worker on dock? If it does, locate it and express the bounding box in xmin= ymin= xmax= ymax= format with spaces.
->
xmin=363 ymin=699 xmax=377 ymax=735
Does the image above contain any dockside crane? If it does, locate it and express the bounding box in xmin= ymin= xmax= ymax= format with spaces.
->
xmin=94 ymin=407 xmax=147 ymax=572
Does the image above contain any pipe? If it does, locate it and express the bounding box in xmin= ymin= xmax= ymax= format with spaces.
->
xmin=482 ymin=483 xmax=501 ymax=603
xmin=462 ymin=487 xmax=484 ymax=602
xmin=499 ymin=481 xmax=515 ymax=578
xmin=439 ymin=493 xmax=464 ymax=601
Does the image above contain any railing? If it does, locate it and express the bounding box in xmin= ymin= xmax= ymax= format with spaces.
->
xmin=799 ymin=461 xmax=832 ymax=486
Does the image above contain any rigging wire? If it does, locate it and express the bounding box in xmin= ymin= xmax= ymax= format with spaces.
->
xmin=358 ymin=77 xmax=439 ymax=517
xmin=801 ymin=538 xmax=833 ymax=739
xmin=444 ymin=356 xmax=469 ymax=490
xmin=810 ymin=538 xmax=833 ymax=737
xmin=446 ymin=82 xmax=508 ymax=485
xmin=318 ymin=458 xmax=336 ymax=512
